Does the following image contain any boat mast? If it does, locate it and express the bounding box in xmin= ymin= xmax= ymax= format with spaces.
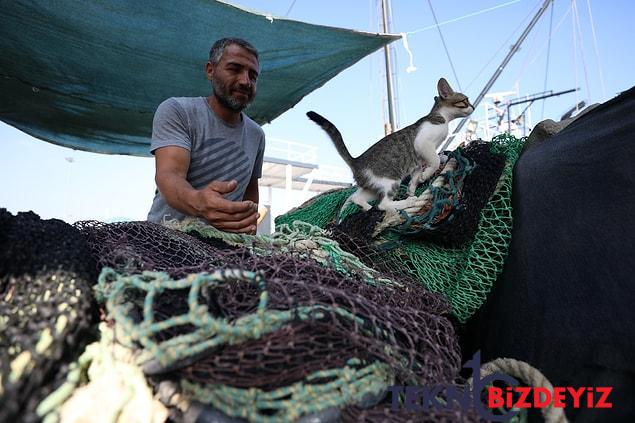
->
xmin=440 ymin=0 xmax=554 ymax=150
xmin=381 ymin=0 xmax=397 ymax=134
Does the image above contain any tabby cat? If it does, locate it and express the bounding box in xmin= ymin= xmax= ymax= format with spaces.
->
xmin=307 ymin=78 xmax=473 ymax=212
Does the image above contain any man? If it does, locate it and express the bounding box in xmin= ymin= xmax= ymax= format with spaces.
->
xmin=147 ymin=38 xmax=264 ymax=234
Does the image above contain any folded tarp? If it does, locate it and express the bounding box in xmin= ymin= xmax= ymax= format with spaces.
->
xmin=465 ymin=86 xmax=635 ymax=422
xmin=0 ymin=0 xmax=398 ymax=156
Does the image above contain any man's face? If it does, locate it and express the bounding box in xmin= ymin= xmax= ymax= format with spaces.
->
xmin=207 ymin=44 xmax=259 ymax=112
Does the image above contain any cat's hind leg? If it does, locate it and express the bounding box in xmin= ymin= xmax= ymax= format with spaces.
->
xmin=343 ymin=188 xmax=375 ymax=212
xmin=376 ymin=179 xmax=424 ymax=211
xmin=337 ymin=188 xmax=374 ymax=223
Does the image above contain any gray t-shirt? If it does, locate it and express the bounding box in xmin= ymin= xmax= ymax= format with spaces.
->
xmin=147 ymin=97 xmax=265 ymax=223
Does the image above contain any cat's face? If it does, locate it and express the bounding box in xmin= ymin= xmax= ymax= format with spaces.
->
xmin=436 ymin=78 xmax=474 ymax=119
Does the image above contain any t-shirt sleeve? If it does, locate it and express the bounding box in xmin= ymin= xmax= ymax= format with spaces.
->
xmin=253 ymin=130 xmax=265 ymax=178
xmin=150 ymin=98 xmax=191 ymax=154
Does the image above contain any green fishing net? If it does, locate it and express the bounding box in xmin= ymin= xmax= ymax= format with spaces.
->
xmin=276 ymin=135 xmax=525 ymax=323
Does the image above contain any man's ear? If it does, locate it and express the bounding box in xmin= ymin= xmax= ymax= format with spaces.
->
xmin=205 ymin=61 xmax=214 ymax=81
xmin=437 ymin=78 xmax=454 ymax=99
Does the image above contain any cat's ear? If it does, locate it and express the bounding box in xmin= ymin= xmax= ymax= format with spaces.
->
xmin=437 ymin=78 xmax=454 ymax=99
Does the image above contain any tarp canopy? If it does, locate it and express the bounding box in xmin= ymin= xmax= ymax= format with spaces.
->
xmin=0 ymin=0 xmax=398 ymax=156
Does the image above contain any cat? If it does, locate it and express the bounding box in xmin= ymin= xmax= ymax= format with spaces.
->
xmin=307 ymin=77 xmax=474 ymax=213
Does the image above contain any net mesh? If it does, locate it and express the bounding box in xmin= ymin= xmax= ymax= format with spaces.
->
xmin=276 ymin=135 xmax=524 ymax=323
xmin=86 ymin=218 xmax=463 ymax=421
xmin=1 ymin=135 xmax=525 ymax=422
xmin=0 ymin=209 xmax=97 ymax=423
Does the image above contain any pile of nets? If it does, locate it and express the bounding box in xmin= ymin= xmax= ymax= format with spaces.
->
xmin=79 ymin=219 xmax=474 ymax=421
xmin=277 ymin=134 xmax=524 ymax=322
xmin=0 ymin=209 xmax=97 ymax=423
xmin=0 ymin=135 xmax=526 ymax=422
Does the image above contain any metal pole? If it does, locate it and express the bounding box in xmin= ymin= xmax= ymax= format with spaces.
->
xmin=381 ymin=0 xmax=397 ymax=134
xmin=439 ymin=0 xmax=554 ymax=150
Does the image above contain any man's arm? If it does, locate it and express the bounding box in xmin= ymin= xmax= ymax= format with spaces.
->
xmin=154 ymin=146 xmax=258 ymax=233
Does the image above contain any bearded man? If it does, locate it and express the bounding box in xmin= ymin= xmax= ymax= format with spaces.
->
xmin=147 ymin=38 xmax=264 ymax=234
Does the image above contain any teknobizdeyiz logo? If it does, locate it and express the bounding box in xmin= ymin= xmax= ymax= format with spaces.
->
xmin=388 ymin=351 xmax=520 ymax=421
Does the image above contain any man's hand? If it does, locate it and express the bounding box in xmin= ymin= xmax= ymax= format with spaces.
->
xmin=154 ymin=147 xmax=259 ymax=234
xmin=193 ymin=180 xmax=259 ymax=234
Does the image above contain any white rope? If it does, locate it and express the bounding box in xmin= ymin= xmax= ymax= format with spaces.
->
xmin=471 ymin=358 xmax=569 ymax=423
xmin=586 ymin=0 xmax=607 ymax=100
xmin=405 ymin=0 xmax=522 ymax=36
xmin=541 ymin=0 xmax=555 ymax=120
xmin=465 ymin=0 xmax=541 ymax=92
xmin=513 ymin=3 xmax=572 ymax=90
xmin=572 ymin=0 xmax=579 ymax=107
xmin=572 ymin=0 xmax=592 ymax=102
xmin=373 ymin=158 xmax=458 ymax=236
xmin=399 ymin=33 xmax=417 ymax=73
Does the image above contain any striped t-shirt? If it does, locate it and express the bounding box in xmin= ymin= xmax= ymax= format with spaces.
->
xmin=147 ymin=97 xmax=265 ymax=223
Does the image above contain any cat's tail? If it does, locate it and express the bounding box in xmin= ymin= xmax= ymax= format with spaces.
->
xmin=306 ymin=111 xmax=355 ymax=167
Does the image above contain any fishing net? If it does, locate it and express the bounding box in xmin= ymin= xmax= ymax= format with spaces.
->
xmin=276 ymin=134 xmax=525 ymax=322
xmin=0 ymin=209 xmax=97 ymax=423
xmin=46 ymin=322 xmax=169 ymax=423
xmin=80 ymin=218 xmax=462 ymax=421
xmin=341 ymin=401 xmax=481 ymax=422
xmin=0 ymin=135 xmax=526 ymax=422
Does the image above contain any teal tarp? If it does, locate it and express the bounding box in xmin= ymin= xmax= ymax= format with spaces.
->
xmin=0 ymin=1 xmax=398 ymax=156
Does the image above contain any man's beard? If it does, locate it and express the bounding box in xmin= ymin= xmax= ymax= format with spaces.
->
xmin=211 ymin=77 xmax=255 ymax=112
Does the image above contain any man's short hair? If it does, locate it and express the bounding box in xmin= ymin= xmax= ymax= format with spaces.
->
xmin=209 ymin=38 xmax=259 ymax=65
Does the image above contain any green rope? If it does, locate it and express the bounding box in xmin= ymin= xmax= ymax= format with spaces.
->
xmin=181 ymin=360 xmax=393 ymax=423
xmin=173 ymin=219 xmax=398 ymax=288
xmin=95 ymin=268 xmax=405 ymax=370
xmin=392 ymin=148 xmax=473 ymax=234
xmin=94 ymin=268 xmax=404 ymax=422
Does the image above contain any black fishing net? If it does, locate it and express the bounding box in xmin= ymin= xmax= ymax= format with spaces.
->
xmin=0 ymin=209 xmax=97 ymax=423
xmin=74 ymin=220 xmax=223 ymax=276
xmin=79 ymin=220 xmax=467 ymax=421
xmin=341 ymin=401 xmax=482 ymax=422
xmin=415 ymin=142 xmax=506 ymax=247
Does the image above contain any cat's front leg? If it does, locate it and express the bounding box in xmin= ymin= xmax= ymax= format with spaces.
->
xmin=407 ymin=169 xmax=423 ymax=196
xmin=418 ymin=150 xmax=441 ymax=185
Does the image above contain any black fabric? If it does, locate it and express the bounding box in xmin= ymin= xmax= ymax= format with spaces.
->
xmin=464 ymin=86 xmax=635 ymax=421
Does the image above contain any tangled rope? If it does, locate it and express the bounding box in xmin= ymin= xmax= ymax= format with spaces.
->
xmin=472 ymin=358 xmax=569 ymax=423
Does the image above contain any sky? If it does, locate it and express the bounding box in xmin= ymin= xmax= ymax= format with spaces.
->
xmin=1 ymin=0 xmax=634 ymax=225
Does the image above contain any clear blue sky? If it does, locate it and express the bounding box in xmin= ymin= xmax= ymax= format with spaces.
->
xmin=1 ymin=0 xmax=633 ymax=222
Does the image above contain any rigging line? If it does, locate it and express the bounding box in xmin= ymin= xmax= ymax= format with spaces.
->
xmin=572 ymin=0 xmax=579 ymax=107
xmin=540 ymin=0 xmax=555 ymax=120
xmin=426 ymin=0 xmax=463 ymax=92
xmin=586 ymin=0 xmax=606 ymax=99
xmin=513 ymin=6 xmax=549 ymax=88
xmin=465 ymin=0 xmax=542 ymax=92
xmin=516 ymin=5 xmax=572 ymax=77
xmin=573 ymin=0 xmax=592 ymax=101
xmin=284 ymin=0 xmax=297 ymax=17
xmin=407 ymin=0 xmax=521 ymax=35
